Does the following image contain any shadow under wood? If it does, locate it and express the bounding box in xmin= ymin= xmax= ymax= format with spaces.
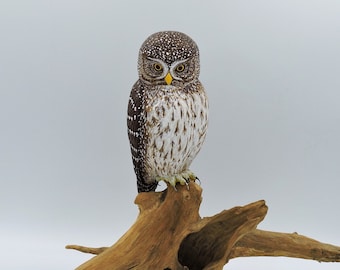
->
xmin=178 ymin=200 xmax=268 ymax=270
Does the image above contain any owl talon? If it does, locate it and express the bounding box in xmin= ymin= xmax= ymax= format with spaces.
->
xmin=195 ymin=177 xmax=201 ymax=185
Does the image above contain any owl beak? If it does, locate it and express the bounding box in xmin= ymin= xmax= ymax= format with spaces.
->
xmin=164 ymin=72 xmax=173 ymax=85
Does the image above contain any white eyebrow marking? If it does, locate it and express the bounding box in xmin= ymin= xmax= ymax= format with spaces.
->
xmin=146 ymin=57 xmax=169 ymax=79
xmin=170 ymin=59 xmax=189 ymax=81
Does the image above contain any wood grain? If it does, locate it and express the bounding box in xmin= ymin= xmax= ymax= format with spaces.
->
xmin=66 ymin=182 xmax=340 ymax=269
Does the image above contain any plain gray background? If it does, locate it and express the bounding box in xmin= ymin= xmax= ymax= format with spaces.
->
xmin=1 ymin=1 xmax=339 ymax=269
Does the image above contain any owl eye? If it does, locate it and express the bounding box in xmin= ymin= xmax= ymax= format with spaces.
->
xmin=175 ymin=64 xmax=185 ymax=73
xmin=153 ymin=63 xmax=163 ymax=72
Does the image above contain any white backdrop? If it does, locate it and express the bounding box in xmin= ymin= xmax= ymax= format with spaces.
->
xmin=1 ymin=1 xmax=339 ymax=269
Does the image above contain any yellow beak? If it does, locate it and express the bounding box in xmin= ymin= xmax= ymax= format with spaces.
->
xmin=164 ymin=72 xmax=173 ymax=85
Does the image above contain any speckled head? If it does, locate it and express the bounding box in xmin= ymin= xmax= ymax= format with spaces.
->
xmin=137 ymin=31 xmax=201 ymax=86
xmin=138 ymin=31 xmax=199 ymax=65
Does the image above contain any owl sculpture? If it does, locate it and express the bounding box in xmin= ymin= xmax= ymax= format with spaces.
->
xmin=127 ymin=31 xmax=208 ymax=193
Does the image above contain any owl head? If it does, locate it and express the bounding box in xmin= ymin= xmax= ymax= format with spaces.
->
xmin=138 ymin=31 xmax=200 ymax=87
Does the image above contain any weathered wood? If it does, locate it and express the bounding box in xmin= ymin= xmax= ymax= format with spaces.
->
xmin=66 ymin=181 xmax=340 ymax=269
xmin=71 ymin=182 xmax=203 ymax=269
xmin=229 ymin=229 xmax=340 ymax=262
xmin=177 ymin=200 xmax=267 ymax=269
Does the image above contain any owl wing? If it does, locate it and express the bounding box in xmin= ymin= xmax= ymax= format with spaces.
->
xmin=127 ymin=81 xmax=157 ymax=193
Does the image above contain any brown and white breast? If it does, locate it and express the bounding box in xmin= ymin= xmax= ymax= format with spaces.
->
xmin=143 ymin=84 xmax=208 ymax=183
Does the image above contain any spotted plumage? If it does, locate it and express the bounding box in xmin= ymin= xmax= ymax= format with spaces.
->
xmin=127 ymin=31 xmax=208 ymax=193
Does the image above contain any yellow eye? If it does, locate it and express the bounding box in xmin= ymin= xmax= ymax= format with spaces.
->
xmin=176 ymin=64 xmax=185 ymax=73
xmin=153 ymin=63 xmax=163 ymax=72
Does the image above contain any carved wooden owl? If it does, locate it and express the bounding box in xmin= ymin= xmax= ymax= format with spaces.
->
xmin=127 ymin=31 xmax=208 ymax=193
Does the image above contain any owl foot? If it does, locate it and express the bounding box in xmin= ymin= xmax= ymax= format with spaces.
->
xmin=156 ymin=171 xmax=198 ymax=191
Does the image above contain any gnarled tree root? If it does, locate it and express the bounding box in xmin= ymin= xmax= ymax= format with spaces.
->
xmin=66 ymin=182 xmax=340 ymax=269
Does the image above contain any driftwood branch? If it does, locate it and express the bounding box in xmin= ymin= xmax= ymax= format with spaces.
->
xmin=66 ymin=181 xmax=340 ymax=269
xmin=230 ymin=229 xmax=340 ymax=262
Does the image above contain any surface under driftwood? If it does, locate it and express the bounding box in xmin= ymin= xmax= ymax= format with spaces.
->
xmin=67 ymin=181 xmax=340 ymax=269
